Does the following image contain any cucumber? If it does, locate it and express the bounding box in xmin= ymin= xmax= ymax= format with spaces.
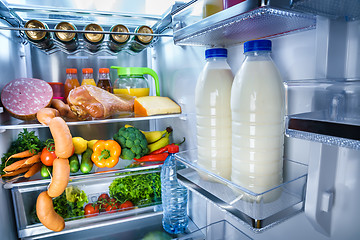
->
xmin=69 ymin=154 xmax=80 ymax=173
xmin=40 ymin=165 xmax=52 ymax=178
xmin=80 ymin=148 xmax=93 ymax=174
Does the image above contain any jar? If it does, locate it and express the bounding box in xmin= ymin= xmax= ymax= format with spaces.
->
xmin=111 ymin=66 xmax=160 ymax=98
xmin=48 ymin=82 xmax=64 ymax=101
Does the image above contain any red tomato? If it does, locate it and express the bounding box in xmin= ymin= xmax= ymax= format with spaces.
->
xmin=84 ymin=203 xmax=100 ymax=218
xmin=105 ymin=203 xmax=118 ymax=213
xmin=97 ymin=193 xmax=111 ymax=211
xmin=98 ymin=193 xmax=110 ymax=202
xmin=120 ymin=201 xmax=134 ymax=211
xmin=40 ymin=144 xmax=57 ymax=166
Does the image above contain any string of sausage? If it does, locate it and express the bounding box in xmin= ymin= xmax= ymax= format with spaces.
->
xmin=35 ymin=107 xmax=74 ymax=232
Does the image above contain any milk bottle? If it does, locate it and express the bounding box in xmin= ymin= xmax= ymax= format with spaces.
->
xmin=195 ymin=48 xmax=233 ymax=180
xmin=231 ymin=40 xmax=285 ymax=201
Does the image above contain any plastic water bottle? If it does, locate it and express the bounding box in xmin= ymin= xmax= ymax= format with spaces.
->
xmin=161 ymin=144 xmax=188 ymax=234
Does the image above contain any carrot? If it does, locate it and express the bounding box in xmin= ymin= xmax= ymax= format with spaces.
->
xmin=3 ymin=159 xmax=27 ymax=172
xmin=24 ymin=162 xmax=42 ymax=178
xmin=1 ymin=167 xmax=31 ymax=177
xmin=23 ymin=153 xmax=41 ymax=166
xmin=6 ymin=150 xmax=35 ymax=161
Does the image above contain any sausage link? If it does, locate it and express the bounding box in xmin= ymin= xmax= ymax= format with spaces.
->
xmin=47 ymin=158 xmax=70 ymax=198
xmin=51 ymin=99 xmax=77 ymax=119
xmin=49 ymin=117 xmax=73 ymax=158
xmin=36 ymin=108 xmax=60 ymax=126
xmin=36 ymin=191 xmax=65 ymax=232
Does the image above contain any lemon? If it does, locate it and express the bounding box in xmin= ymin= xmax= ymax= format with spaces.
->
xmin=87 ymin=139 xmax=98 ymax=150
xmin=72 ymin=137 xmax=88 ymax=154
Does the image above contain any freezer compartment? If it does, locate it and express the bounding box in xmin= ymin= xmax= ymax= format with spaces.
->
xmin=176 ymin=149 xmax=307 ymax=231
xmin=285 ymin=79 xmax=360 ymax=149
xmin=172 ymin=0 xmax=316 ymax=47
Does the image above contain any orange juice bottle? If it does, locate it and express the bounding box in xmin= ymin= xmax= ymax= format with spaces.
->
xmin=81 ymin=68 xmax=96 ymax=86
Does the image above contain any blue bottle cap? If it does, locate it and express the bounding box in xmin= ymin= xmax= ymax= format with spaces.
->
xmin=205 ymin=48 xmax=227 ymax=58
xmin=244 ymin=40 xmax=272 ymax=53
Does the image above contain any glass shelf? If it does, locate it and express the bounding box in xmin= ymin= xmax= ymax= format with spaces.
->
xmin=172 ymin=0 xmax=316 ymax=47
xmin=0 ymin=113 xmax=186 ymax=131
xmin=285 ymin=79 xmax=360 ymax=149
xmin=286 ymin=111 xmax=360 ymax=150
xmin=176 ymin=149 xmax=308 ymax=231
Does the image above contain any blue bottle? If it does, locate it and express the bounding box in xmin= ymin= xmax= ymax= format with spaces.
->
xmin=161 ymin=144 xmax=188 ymax=234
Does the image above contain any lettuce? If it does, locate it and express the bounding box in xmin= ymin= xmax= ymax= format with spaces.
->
xmin=109 ymin=171 xmax=161 ymax=206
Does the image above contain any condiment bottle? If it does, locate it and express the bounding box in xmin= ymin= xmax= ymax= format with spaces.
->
xmin=97 ymin=68 xmax=113 ymax=93
xmin=231 ymin=39 xmax=285 ymax=202
xmin=195 ymin=48 xmax=233 ymax=180
xmin=64 ymin=68 xmax=80 ymax=102
xmin=81 ymin=68 xmax=96 ymax=86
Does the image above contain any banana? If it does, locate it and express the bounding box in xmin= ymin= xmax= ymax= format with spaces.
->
xmin=147 ymin=132 xmax=171 ymax=153
xmin=125 ymin=124 xmax=170 ymax=144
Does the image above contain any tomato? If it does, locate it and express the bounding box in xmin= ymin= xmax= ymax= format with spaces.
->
xmin=40 ymin=144 xmax=57 ymax=166
xmin=97 ymin=193 xmax=110 ymax=211
xmin=105 ymin=203 xmax=118 ymax=213
xmin=84 ymin=203 xmax=100 ymax=218
xmin=98 ymin=193 xmax=110 ymax=202
xmin=120 ymin=201 xmax=134 ymax=211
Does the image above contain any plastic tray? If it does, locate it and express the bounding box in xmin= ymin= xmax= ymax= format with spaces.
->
xmin=176 ymin=149 xmax=307 ymax=229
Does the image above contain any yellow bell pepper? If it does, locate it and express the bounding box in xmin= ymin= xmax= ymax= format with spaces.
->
xmin=91 ymin=140 xmax=121 ymax=168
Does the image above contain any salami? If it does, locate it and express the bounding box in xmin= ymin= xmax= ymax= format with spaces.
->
xmin=1 ymin=78 xmax=53 ymax=120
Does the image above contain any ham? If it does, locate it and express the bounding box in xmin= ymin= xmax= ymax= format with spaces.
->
xmin=67 ymin=85 xmax=134 ymax=120
xmin=1 ymin=78 xmax=53 ymax=120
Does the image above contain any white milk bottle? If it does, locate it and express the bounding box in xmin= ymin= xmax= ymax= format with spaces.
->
xmin=195 ymin=48 xmax=233 ymax=180
xmin=231 ymin=40 xmax=285 ymax=202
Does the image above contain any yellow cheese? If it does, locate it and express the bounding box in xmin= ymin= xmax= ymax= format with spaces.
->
xmin=134 ymin=96 xmax=181 ymax=116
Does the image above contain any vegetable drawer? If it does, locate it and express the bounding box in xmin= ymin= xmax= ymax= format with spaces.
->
xmin=10 ymin=167 xmax=162 ymax=239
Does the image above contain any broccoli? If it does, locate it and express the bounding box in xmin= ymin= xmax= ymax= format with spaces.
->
xmin=113 ymin=127 xmax=149 ymax=159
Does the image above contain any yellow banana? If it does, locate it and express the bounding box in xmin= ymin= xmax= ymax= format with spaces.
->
xmin=147 ymin=132 xmax=171 ymax=153
xmin=125 ymin=124 xmax=170 ymax=144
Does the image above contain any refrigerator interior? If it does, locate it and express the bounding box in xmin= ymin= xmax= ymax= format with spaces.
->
xmin=0 ymin=0 xmax=360 ymax=239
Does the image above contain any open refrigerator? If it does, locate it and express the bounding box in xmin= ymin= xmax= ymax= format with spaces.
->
xmin=0 ymin=0 xmax=359 ymax=239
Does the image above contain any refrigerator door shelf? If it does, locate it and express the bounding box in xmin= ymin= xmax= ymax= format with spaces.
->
xmin=172 ymin=0 xmax=316 ymax=47
xmin=176 ymin=149 xmax=308 ymax=231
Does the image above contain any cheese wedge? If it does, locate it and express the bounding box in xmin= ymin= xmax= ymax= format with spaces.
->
xmin=134 ymin=96 xmax=181 ymax=116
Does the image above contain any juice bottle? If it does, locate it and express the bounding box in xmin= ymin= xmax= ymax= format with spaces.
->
xmin=203 ymin=0 xmax=223 ymax=18
xmin=195 ymin=48 xmax=233 ymax=180
xmin=64 ymin=68 xmax=80 ymax=102
xmin=97 ymin=68 xmax=113 ymax=93
xmin=81 ymin=68 xmax=96 ymax=86
xmin=231 ymin=40 xmax=285 ymax=202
